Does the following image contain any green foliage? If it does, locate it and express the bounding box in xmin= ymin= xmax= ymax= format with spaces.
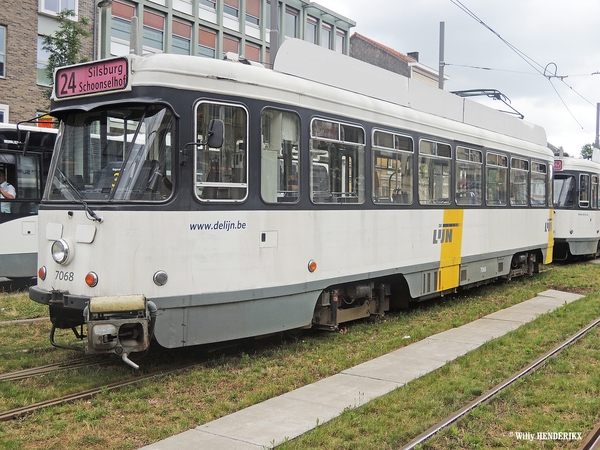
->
xmin=581 ymin=143 xmax=594 ymax=160
xmin=42 ymin=10 xmax=91 ymax=93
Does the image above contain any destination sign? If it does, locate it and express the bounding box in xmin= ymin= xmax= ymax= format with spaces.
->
xmin=54 ymin=58 xmax=129 ymax=99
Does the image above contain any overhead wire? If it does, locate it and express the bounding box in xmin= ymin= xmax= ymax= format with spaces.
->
xmin=448 ymin=0 xmax=594 ymax=131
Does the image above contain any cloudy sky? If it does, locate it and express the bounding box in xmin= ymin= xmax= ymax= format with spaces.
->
xmin=315 ymin=0 xmax=600 ymax=156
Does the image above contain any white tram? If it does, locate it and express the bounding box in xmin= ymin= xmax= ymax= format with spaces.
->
xmin=0 ymin=123 xmax=56 ymax=280
xmin=553 ymin=156 xmax=600 ymax=259
xmin=30 ymin=39 xmax=554 ymax=368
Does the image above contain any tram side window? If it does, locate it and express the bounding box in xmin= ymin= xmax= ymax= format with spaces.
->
xmin=592 ymin=175 xmax=599 ymax=209
xmin=196 ymin=102 xmax=248 ymax=202
xmin=510 ymin=157 xmax=529 ymax=206
xmin=455 ymin=146 xmax=482 ymax=206
xmin=260 ymin=109 xmax=300 ymax=203
xmin=579 ymin=174 xmax=590 ymax=208
xmin=553 ymin=175 xmax=575 ymax=207
xmin=418 ymin=140 xmax=451 ymax=205
xmin=372 ymin=130 xmax=413 ymax=204
xmin=485 ymin=153 xmax=508 ymax=206
xmin=310 ymin=118 xmax=365 ymax=204
xmin=530 ymin=162 xmax=547 ymax=207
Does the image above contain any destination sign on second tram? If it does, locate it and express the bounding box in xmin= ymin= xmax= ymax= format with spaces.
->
xmin=54 ymin=58 xmax=129 ymax=99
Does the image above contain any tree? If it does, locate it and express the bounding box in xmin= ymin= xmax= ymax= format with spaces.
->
xmin=581 ymin=143 xmax=594 ymax=160
xmin=42 ymin=10 xmax=91 ymax=97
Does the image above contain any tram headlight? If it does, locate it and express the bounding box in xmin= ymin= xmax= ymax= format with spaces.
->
xmin=51 ymin=239 xmax=72 ymax=265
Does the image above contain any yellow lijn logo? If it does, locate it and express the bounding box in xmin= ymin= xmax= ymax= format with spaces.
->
xmin=437 ymin=209 xmax=464 ymax=291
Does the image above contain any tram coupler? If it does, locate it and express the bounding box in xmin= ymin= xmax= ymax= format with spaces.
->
xmin=84 ymin=295 xmax=157 ymax=367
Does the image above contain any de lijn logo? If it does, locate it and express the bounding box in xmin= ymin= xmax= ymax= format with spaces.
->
xmin=433 ymin=223 xmax=459 ymax=244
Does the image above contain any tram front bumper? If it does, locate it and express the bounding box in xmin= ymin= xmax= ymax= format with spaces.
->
xmin=86 ymin=295 xmax=157 ymax=369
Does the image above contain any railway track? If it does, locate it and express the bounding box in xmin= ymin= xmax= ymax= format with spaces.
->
xmin=400 ymin=315 xmax=600 ymax=450
xmin=0 ymin=356 xmax=108 ymax=381
xmin=0 ymin=317 xmax=49 ymax=326
xmin=0 ymin=362 xmax=199 ymax=421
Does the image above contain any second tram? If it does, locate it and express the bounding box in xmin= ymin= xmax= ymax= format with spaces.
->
xmin=553 ymin=156 xmax=600 ymax=260
xmin=0 ymin=123 xmax=56 ymax=280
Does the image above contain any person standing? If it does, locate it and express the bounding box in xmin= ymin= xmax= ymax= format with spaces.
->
xmin=0 ymin=169 xmax=16 ymax=213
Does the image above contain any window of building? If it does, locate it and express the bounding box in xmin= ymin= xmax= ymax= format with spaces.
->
xmin=111 ymin=1 xmax=135 ymax=45
xmin=321 ymin=23 xmax=332 ymax=49
xmin=246 ymin=0 xmax=260 ymax=25
xmin=418 ymin=140 xmax=451 ymax=205
xmin=37 ymin=36 xmax=51 ymax=86
xmin=305 ymin=16 xmax=317 ymax=44
xmin=195 ymin=102 xmax=248 ymax=202
xmin=455 ymin=146 xmax=482 ymax=206
xmin=223 ymin=34 xmax=239 ymax=55
xmin=310 ymin=118 xmax=365 ymax=204
xmin=530 ymin=162 xmax=547 ymax=207
xmin=244 ymin=42 xmax=260 ymax=63
xmin=199 ymin=0 xmax=215 ymax=9
xmin=172 ymin=20 xmax=191 ymax=55
xmin=223 ymin=0 xmax=239 ymax=18
xmin=486 ymin=152 xmax=507 ymax=206
xmin=39 ymin=0 xmax=77 ymax=16
xmin=510 ymin=157 xmax=529 ymax=206
xmin=265 ymin=0 xmax=271 ymax=29
xmin=285 ymin=7 xmax=298 ymax=38
xmin=143 ymin=9 xmax=164 ymax=52
xmin=335 ymin=30 xmax=345 ymax=53
xmin=261 ymin=108 xmax=301 ymax=203
xmin=0 ymin=26 xmax=5 ymax=78
xmin=198 ymin=28 xmax=216 ymax=58
xmin=0 ymin=104 xmax=8 ymax=123
xmin=372 ymin=130 xmax=413 ymax=204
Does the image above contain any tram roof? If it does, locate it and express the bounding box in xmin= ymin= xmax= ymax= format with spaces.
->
xmin=273 ymin=39 xmax=547 ymax=147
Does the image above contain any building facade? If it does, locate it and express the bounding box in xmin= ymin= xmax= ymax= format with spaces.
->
xmin=349 ymin=32 xmax=444 ymax=88
xmin=0 ymin=0 xmax=354 ymax=125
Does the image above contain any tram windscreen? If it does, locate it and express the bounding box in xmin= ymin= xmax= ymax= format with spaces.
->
xmin=553 ymin=176 xmax=575 ymax=207
xmin=47 ymin=105 xmax=174 ymax=202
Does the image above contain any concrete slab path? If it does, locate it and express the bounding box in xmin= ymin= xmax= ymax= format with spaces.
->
xmin=140 ymin=289 xmax=583 ymax=450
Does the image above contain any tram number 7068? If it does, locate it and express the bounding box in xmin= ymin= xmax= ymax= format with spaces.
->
xmin=55 ymin=271 xmax=74 ymax=282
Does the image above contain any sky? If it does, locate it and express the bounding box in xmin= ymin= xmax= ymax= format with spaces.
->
xmin=314 ymin=0 xmax=600 ymax=156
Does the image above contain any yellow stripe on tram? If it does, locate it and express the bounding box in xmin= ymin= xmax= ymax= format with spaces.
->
xmin=438 ymin=209 xmax=464 ymax=291
xmin=545 ymin=209 xmax=554 ymax=265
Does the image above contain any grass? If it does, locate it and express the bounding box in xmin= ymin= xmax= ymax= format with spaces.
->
xmin=0 ymin=262 xmax=599 ymax=449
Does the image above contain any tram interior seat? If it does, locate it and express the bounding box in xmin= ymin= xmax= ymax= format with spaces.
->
xmin=93 ymin=161 xmax=123 ymax=192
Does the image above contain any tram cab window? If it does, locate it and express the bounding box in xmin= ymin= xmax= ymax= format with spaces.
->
xmin=418 ymin=140 xmax=451 ymax=205
xmin=553 ymin=175 xmax=576 ymax=208
xmin=196 ymin=102 xmax=248 ymax=202
xmin=372 ymin=130 xmax=413 ymax=204
xmin=486 ymin=153 xmax=508 ymax=206
xmin=592 ymin=175 xmax=599 ymax=209
xmin=260 ymin=109 xmax=300 ymax=203
xmin=47 ymin=105 xmax=175 ymax=202
xmin=510 ymin=157 xmax=529 ymax=206
xmin=579 ymin=174 xmax=590 ymax=208
xmin=530 ymin=162 xmax=547 ymax=207
xmin=309 ymin=118 xmax=365 ymax=204
xmin=455 ymin=146 xmax=482 ymax=206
